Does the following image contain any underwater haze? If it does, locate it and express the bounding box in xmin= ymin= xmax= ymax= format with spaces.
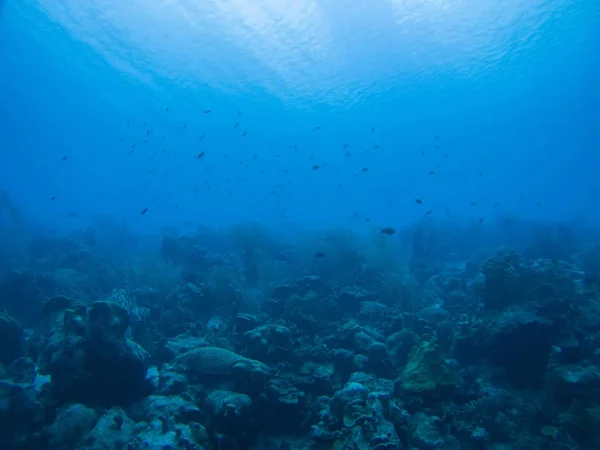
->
xmin=2 ymin=1 xmax=600 ymax=450
xmin=1 ymin=0 xmax=599 ymax=231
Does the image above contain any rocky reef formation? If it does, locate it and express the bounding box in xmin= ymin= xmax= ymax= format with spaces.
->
xmin=0 ymin=222 xmax=599 ymax=449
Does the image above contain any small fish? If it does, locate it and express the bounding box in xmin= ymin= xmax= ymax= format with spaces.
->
xmin=421 ymin=151 xmax=426 ymax=156
xmin=479 ymin=172 xmax=483 ymax=176
xmin=203 ymin=110 xmax=212 ymax=114
xmin=380 ymin=227 xmax=396 ymax=236
xmin=373 ymin=145 xmax=379 ymax=149
xmin=312 ymin=164 xmax=320 ymax=170
xmin=478 ymin=218 xmax=485 ymax=223
xmin=50 ymin=196 xmax=56 ymax=201
xmin=361 ymin=167 xmax=369 ymax=173
xmin=195 ymin=152 xmax=205 ymax=160
xmin=371 ymin=127 xmax=375 ymax=132
xmin=165 ymin=107 xmax=169 ymax=112
xmin=142 ymin=139 xmax=148 ymax=144
xmin=234 ymin=123 xmax=239 ymax=129
xmin=365 ymin=218 xmax=370 ymax=222
xmin=536 ymin=202 xmax=543 ymax=206
xmin=242 ymin=131 xmax=248 ymax=137
xmin=470 ymin=202 xmax=478 ymax=206
xmin=60 ymin=156 xmax=69 ymax=162
xmin=426 ymin=210 xmax=432 ymax=215
xmin=314 ymin=125 xmax=322 ymax=130
xmin=435 ymin=135 xmax=439 ymax=139
xmin=237 ymin=109 xmax=242 ymax=117
xmin=444 ymin=154 xmax=449 ymax=159
xmin=429 ymin=170 xmax=435 ymax=175
xmin=199 ymin=134 xmax=205 ymax=141
xmin=345 ymin=151 xmax=352 ymax=157
xmin=343 ymin=143 xmax=349 ymax=148
xmin=140 ymin=208 xmax=148 ymax=215
xmin=415 ymin=198 xmax=423 ymax=204
xmin=314 ymin=252 xmax=325 ymax=259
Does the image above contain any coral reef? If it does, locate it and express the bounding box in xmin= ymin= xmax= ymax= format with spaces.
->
xmin=1 ymin=219 xmax=599 ymax=449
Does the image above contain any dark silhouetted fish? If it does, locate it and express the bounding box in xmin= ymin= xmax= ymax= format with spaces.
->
xmin=380 ymin=227 xmax=396 ymax=235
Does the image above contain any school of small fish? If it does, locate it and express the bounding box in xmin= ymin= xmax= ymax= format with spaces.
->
xmin=53 ymin=105 xmax=545 ymax=243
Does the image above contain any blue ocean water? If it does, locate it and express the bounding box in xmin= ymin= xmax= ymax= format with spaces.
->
xmin=1 ymin=0 xmax=598 ymax=231
xmin=2 ymin=1 xmax=600 ymax=450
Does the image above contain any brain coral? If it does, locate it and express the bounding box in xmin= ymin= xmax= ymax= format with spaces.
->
xmin=400 ymin=338 xmax=462 ymax=393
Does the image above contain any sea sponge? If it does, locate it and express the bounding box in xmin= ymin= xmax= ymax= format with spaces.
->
xmin=170 ymin=347 xmax=268 ymax=378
